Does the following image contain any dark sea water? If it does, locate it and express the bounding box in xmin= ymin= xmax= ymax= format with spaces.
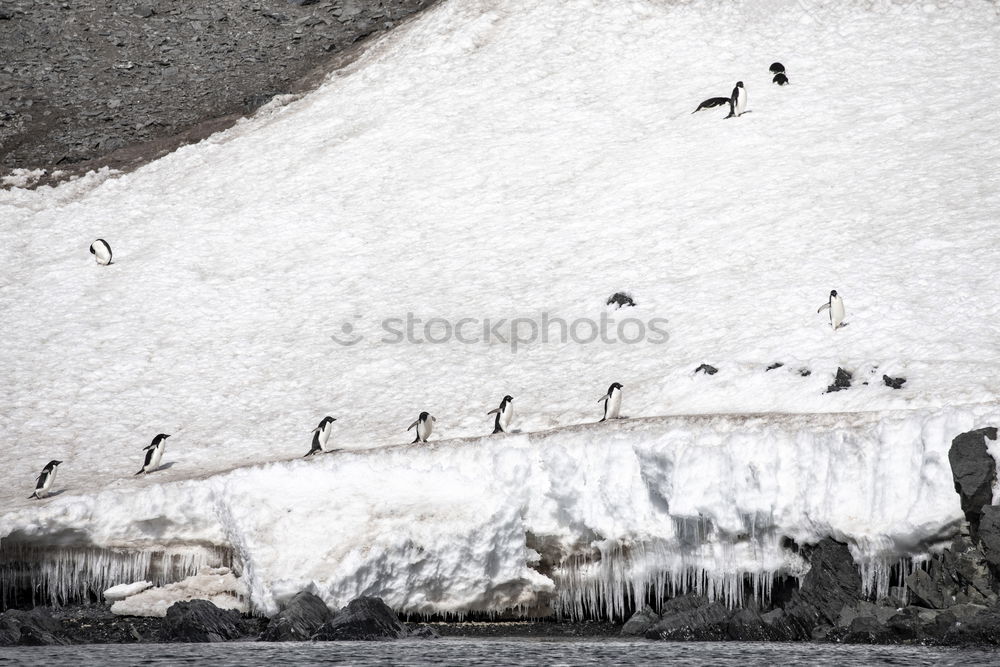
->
xmin=2 ymin=639 xmax=999 ymax=666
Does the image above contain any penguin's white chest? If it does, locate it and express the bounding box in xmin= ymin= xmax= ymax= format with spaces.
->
xmin=498 ymin=403 xmax=514 ymax=432
xmin=148 ymin=443 xmax=165 ymax=470
xmin=92 ymin=242 xmax=111 ymax=265
xmin=605 ymin=390 xmax=622 ymax=419
xmin=734 ymin=88 xmax=747 ymax=115
xmin=38 ymin=469 xmax=56 ymax=496
xmin=831 ymin=296 xmax=845 ymax=329
xmin=417 ymin=419 xmax=433 ymax=442
xmin=318 ymin=423 xmax=334 ymax=452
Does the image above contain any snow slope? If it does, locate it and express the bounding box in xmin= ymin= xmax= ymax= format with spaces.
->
xmin=2 ymin=0 xmax=1000 ymax=615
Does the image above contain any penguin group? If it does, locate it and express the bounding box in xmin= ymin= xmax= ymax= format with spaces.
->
xmin=27 ymin=235 xmax=847 ymax=498
xmin=692 ymin=60 xmax=789 ymax=118
xmin=770 ymin=62 xmax=789 ymax=86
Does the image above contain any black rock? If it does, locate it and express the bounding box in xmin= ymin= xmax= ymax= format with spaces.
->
xmin=694 ymin=364 xmax=718 ymax=375
xmin=288 ymin=0 xmax=321 ymax=5
xmin=825 ymin=367 xmax=853 ymax=393
xmin=948 ymin=427 xmax=998 ymax=537
xmin=159 ymin=600 xmax=245 ymax=643
xmin=621 ymin=604 xmax=659 ymax=636
xmin=726 ymin=608 xmax=793 ymax=641
xmin=799 ymin=368 xmax=811 ymax=377
xmin=0 ymin=608 xmax=68 ymax=646
xmin=783 ymin=538 xmax=862 ymax=637
xmin=766 ymin=362 xmax=784 ymax=371
xmin=773 ymin=73 xmax=789 ymax=86
xmin=0 ymin=10 xmax=13 ymax=21
xmin=905 ymin=536 xmax=996 ymax=609
xmin=978 ymin=505 xmax=1000 ymax=569
xmin=882 ymin=375 xmax=906 ymax=389
xmin=134 ymin=6 xmax=155 ymax=19
xmin=644 ymin=596 xmax=730 ymax=641
xmin=312 ymin=597 xmax=410 ymax=641
xmin=841 ymin=615 xmax=892 ymax=644
xmin=606 ymin=292 xmax=635 ymax=309
xmin=261 ymin=591 xmax=333 ymax=642
xmin=407 ymin=625 xmax=440 ymax=639
xmin=769 ymin=62 xmax=785 ymax=74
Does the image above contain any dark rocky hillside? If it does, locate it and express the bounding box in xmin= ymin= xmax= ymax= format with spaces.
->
xmin=0 ymin=0 xmax=437 ymax=173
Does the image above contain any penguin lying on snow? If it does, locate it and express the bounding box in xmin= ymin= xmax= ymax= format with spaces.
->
xmin=28 ymin=460 xmax=62 ymax=499
xmin=769 ymin=62 xmax=785 ymax=74
xmin=90 ymin=239 xmax=113 ymax=265
xmin=773 ymin=72 xmax=789 ymax=86
xmin=487 ymin=395 xmax=514 ymax=434
xmin=407 ymin=412 xmax=435 ymax=443
xmin=136 ymin=433 xmax=170 ymax=475
xmin=817 ymin=290 xmax=846 ymax=330
xmin=598 ymin=382 xmax=623 ymax=422
xmin=692 ymin=97 xmax=733 ymax=114
xmin=304 ymin=416 xmax=336 ymax=457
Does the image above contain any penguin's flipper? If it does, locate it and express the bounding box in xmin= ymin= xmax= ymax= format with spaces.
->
xmin=597 ymin=394 xmax=610 ymax=403
xmin=27 ymin=492 xmax=37 ymax=499
xmin=486 ymin=408 xmax=500 ymax=416
xmin=817 ymin=303 xmax=831 ymax=313
xmin=134 ymin=469 xmax=145 ymax=475
xmin=406 ymin=420 xmax=419 ymax=431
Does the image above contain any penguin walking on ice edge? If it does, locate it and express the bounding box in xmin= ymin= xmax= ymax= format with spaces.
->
xmin=136 ymin=433 xmax=170 ymax=475
xmin=28 ymin=460 xmax=63 ymax=499
xmin=487 ymin=395 xmax=514 ymax=434
xmin=407 ymin=412 xmax=435 ymax=443
xmin=598 ymin=382 xmax=623 ymax=422
xmin=304 ymin=416 xmax=336 ymax=457
xmin=817 ymin=290 xmax=846 ymax=330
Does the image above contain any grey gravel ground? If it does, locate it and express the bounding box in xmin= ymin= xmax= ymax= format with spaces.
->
xmin=0 ymin=0 xmax=437 ymax=174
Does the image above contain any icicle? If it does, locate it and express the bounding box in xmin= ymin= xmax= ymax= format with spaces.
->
xmin=0 ymin=542 xmax=233 ymax=608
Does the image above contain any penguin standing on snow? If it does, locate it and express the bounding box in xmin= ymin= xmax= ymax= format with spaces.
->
xmin=90 ymin=239 xmax=113 ymax=265
xmin=487 ymin=395 xmax=514 ymax=434
xmin=135 ymin=433 xmax=170 ymax=475
xmin=304 ymin=416 xmax=337 ymax=457
xmin=28 ymin=460 xmax=63 ymax=499
xmin=407 ymin=412 xmax=435 ymax=443
xmin=598 ymin=382 xmax=623 ymax=422
xmin=817 ymin=290 xmax=846 ymax=330
xmin=727 ymin=82 xmax=747 ymax=118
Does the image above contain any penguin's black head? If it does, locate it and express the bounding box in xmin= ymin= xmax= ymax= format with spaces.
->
xmin=610 ymin=382 xmax=623 ymax=391
xmin=153 ymin=433 xmax=171 ymax=444
xmin=736 ymin=81 xmax=744 ymax=87
xmin=830 ymin=290 xmax=838 ymax=297
xmin=419 ymin=411 xmax=430 ymax=421
xmin=47 ymin=460 xmax=62 ymax=469
xmin=323 ymin=416 xmax=336 ymax=424
xmin=503 ymin=395 xmax=513 ymax=403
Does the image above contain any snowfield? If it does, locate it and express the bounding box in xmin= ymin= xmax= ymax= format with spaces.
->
xmin=1 ymin=0 xmax=999 ymax=616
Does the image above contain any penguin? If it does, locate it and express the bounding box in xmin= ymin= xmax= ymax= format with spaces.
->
xmin=769 ymin=62 xmax=785 ymax=74
xmin=727 ymin=82 xmax=747 ymax=118
xmin=817 ymin=290 xmax=846 ymax=330
xmin=598 ymin=382 xmax=623 ymax=422
xmin=135 ymin=433 xmax=170 ymax=475
xmin=28 ymin=460 xmax=62 ymax=499
xmin=90 ymin=239 xmax=113 ymax=265
xmin=487 ymin=395 xmax=514 ymax=434
xmin=407 ymin=412 xmax=435 ymax=443
xmin=773 ymin=72 xmax=789 ymax=86
xmin=304 ymin=416 xmax=336 ymax=457
xmin=692 ymin=97 xmax=733 ymax=114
